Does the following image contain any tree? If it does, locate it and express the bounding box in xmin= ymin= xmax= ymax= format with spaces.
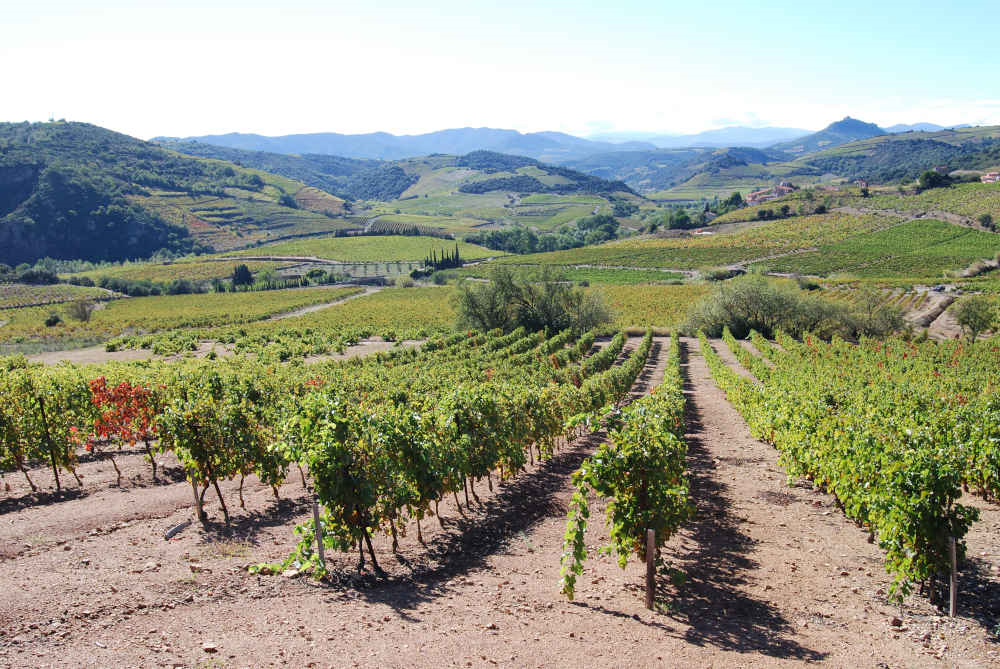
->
xmin=978 ymin=213 xmax=994 ymax=231
xmin=953 ymin=295 xmax=996 ymax=342
xmin=918 ymin=170 xmax=950 ymax=191
xmin=231 ymin=264 xmax=253 ymax=286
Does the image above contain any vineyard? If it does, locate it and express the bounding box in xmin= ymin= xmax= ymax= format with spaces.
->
xmin=63 ymin=260 xmax=285 ymax=284
xmin=494 ymin=213 xmax=902 ymax=270
xmin=0 ymin=326 xmax=671 ymax=571
xmin=760 ymin=218 xmax=1000 ymax=277
xmin=701 ymin=328 xmax=999 ymax=600
xmin=0 ymin=286 xmax=363 ymax=349
xmin=866 ymin=182 xmax=1000 ymax=221
xmin=0 ymin=283 xmax=115 ymax=310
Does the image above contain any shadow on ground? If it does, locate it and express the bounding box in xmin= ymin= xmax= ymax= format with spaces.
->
xmin=652 ymin=340 xmax=826 ymax=660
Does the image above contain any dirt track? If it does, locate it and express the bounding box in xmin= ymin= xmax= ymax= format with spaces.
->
xmin=1 ymin=336 xmax=998 ymax=667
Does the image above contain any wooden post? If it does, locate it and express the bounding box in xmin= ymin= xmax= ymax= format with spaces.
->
xmin=949 ymin=536 xmax=958 ymax=617
xmin=191 ymin=480 xmax=205 ymax=522
xmin=312 ymin=495 xmax=326 ymax=571
xmin=645 ymin=529 xmax=656 ymax=610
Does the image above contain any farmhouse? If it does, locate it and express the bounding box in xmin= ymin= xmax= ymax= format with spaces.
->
xmin=746 ymin=181 xmax=799 ymax=205
xmin=982 ymin=172 xmax=1000 ymax=183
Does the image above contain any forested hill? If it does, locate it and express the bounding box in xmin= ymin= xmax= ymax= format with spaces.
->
xmin=162 ymin=143 xmax=636 ymax=199
xmin=453 ymin=151 xmax=636 ymax=196
xmin=157 ymin=141 xmax=377 ymax=198
xmin=0 ymin=122 xmax=348 ymax=266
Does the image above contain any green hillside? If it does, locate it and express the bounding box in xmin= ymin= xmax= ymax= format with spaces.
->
xmin=0 ymin=122 xmax=352 ymax=265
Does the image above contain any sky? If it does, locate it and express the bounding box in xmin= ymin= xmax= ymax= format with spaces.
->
xmin=3 ymin=0 xmax=999 ymax=140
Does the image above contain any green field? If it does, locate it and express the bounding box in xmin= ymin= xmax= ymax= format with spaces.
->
xmin=595 ymin=284 xmax=711 ymax=330
xmin=493 ymin=213 xmax=900 ymax=270
xmin=761 ymin=219 xmax=1000 ymax=277
xmin=455 ymin=264 xmax=686 ymax=284
xmin=224 ymin=235 xmax=501 ymax=262
xmin=64 ymin=259 xmax=287 ymax=283
xmin=0 ymin=286 xmax=362 ymax=347
xmin=865 ymin=182 xmax=1000 ymax=220
xmin=0 ymin=284 xmax=114 ymax=309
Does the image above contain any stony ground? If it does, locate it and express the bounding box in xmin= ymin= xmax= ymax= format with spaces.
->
xmin=1 ymin=336 xmax=998 ymax=668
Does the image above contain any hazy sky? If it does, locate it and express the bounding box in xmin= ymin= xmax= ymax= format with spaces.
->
xmin=4 ymin=0 xmax=999 ymax=139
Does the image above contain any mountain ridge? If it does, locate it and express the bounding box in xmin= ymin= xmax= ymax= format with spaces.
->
xmin=155 ymin=127 xmax=657 ymax=164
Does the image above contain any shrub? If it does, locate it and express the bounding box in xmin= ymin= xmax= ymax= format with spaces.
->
xmin=953 ymin=295 xmax=996 ymax=342
xmin=684 ymin=275 xmax=851 ymax=339
xmin=394 ymin=276 xmax=415 ymax=288
xmin=44 ymin=312 xmax=63 ymax=327
xmin=454 ymin=266 xmax=612 ymax=334
xmin=232 ymin=263 xmax=254 ymax=286
xmin=17 ymin=269 xmax=60 ymax=285
xmin=65 ymin=300 xmax=96 ymax=322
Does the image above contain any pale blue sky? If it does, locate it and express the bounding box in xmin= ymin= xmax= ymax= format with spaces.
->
xmin=3 ymin=0 xmax=998 ymax=139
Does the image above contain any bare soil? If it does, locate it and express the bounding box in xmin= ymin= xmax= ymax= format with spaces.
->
xmin=1 ymin=336 xmax=998 ymax=668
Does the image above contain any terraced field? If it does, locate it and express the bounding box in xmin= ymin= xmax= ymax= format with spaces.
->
xmin=761 ymin=218 xmax=1000 ymax=277
xmin=132 ymin=190 xmax=353 ymax=251
xmin=865 ymin=182 xmax=1000 ymax=221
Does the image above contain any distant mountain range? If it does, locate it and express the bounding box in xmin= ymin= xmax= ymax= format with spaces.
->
xmin=590 ymin=126 xmax=813 ymax=149
xmin=161 ymin=120 xmax=979 ymax=166
xmin=155 ymin=128 xmax=657 ymax=164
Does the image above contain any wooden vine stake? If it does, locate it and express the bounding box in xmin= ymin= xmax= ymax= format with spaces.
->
xmin=312 ymin=494 xmax=326 ymax=572
xmin=191 ymin=481 xmax=206 ymax=523
xmin=645 ymin=528 xmax=656 ymax=611
xmin=949 ymin=536 xmax=957 ymax=617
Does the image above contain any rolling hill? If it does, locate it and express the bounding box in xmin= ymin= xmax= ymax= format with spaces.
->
xmin=771 ymin=117 xmax=887 ymax=154
xmin=0 ymin=122 xmax=351 ymax=265
xmin=800 ymin=126 xmax=1000 ymax=182
xmin=157 ymin=127 xmax=657 ymax=163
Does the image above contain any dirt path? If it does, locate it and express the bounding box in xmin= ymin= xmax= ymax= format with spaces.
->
xmin=268 ymin=286 xmax=379 ymax=321
xmin=671 ymin=337 xmax=999 ymax=667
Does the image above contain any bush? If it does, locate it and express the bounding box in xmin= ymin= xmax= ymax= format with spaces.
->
xmin=699 ymin=267 xmax=739 ymax=282
xmin=232 ymin=263 xmax=254 ymax=286
xmin=44 ymin=312 xmax=63 ymax=327
xmin=394 ymin=276 xmax=415 ymax=288
xmin=67 ymin=276 xmax=95 ymax=287
xmin=65 ymin=300 xmax=96 ymax=322
xmin=953 ymin=295 xmax=996 ymax=342
xmin=848 ymin=288 xmax=905 ymax=337
xmin=454 ymin=266 xmax=612 ymax=334
xmin=17 ymin=269 xmax=60 ymax=285
xmin=684 ymin=276 xmax=855 ymax=339
xmin=166 ymin=279 xmax=199 ymax=295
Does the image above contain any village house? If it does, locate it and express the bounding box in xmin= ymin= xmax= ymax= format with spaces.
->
xmin=746 ymin=181 xmax=799 ymax=205
xmin=982 ymin=172 xmax=1000 ymax=183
